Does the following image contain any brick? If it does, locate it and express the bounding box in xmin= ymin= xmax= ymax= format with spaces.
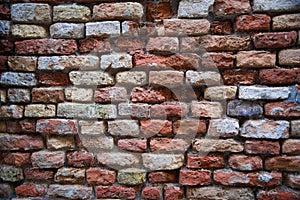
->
xmin=86 ymin=21 xmax=120 ymax=38
xmin=273 ymin=14 xmax=300 ymax=30
xmin=6 ymin=119 xmax=36 ymax=133
xmin=101 ymin=53 xmax=132 ymax=70
xmin=265 ymin=156 xmax=300 ymax=172
xmin=15 ymin=39 xmax=77 ymax=55
xmin=108 ymin=120 xmax=139 ymax=137
xmin=214 ymin=0 xmax=251 ymax=16
xmin=140 ymin=120 xmax=172 ymax=136
xmin=118 ymin=103 xmax=149 ymax=119
xmin=191 ymin=101 xmax=223 ymax=118
xmin=227 ymin=100 xmax=263 ymax=117
xmin=11 ymin=3 xmax=51 ymax=24
xmin=93 ymin=2 xmax=143 ymax=21
xmin=0 ymin=89 xmax=6 ymax=103
xmin=291 ymin=120 xmax=300 ymax=137
xmin=32 ymin=87 xmax=64 ymax=103
xmin=260 ymin=68 xmax=300 ymax=85
xmin=211 ymin=20 xmax=232 ymax=35
xmin=241 ymin=119 xmax=289 ymax=139
xmin=239 ymin=86 xmax=290 ymax=100
xmin=69 ymin=71 xmax=114 ymax=86
xmin=94 ymin=87 xmax=126 ymax=103
xmin=0 ymin=133 xmax=43 ymax=150
xmin=164 ymin=186 xmax=184 ymax=200
xmin=131 ymin=87 xmax=170 ymax=103
xmin=1 ymin=153 xmax=31 ymax=167
xmin=214 ymin=170 xmax=281 ymax=187
xmin=147 ymin=37 xmax=179 ymax=53
xmin=204 ymin=86 xmax=237 ymax=100
xmin=265 ymin=102 xmax=300 ymax=118
xmin=148 ymin=171 xmax=177 ymax=183
xmin=150 ymin=138 xmax=190 ymax=153
xmin=187 ymin=154 xmax=225 ymax=169
xmin=207 ymin=118 xmax=239 ymax=138
xmin=286 ymin=174 xmax=300 ymax=189
xmin=253 ymin=0 xmax=300 ymax=12
xmin=0 ymin=56 xmax=7 ymax=70
xmin=178 ymin=0 xmax=214 ymax=18
xmin=186 ymin=71 xmax=221 ymax=86
xmin=76 ymin=134 xmax=114 ymax=151
xmin=150 ymin=102 xmax=188 ymax=119
xmin=110 ymin=37 xmax=144 ymax=53
xmin=193 ymin=139 xmax=243 ymax=152
xmin=279 ymin=49 xmax=300 ymax=66
xmin=39 ymin=72 xmax=70 ymax=86
xmin=67 ymin=150 xmax=96 ymax=167
xmin=0 ymin=4 xmax=10 ymax=19
xmin=48 ymin=185 xmax=92 ymax=200
xmin=8 ymin=56 xmax=37 ymax=72
xmin=222 ymin=70 xmax=256 ymax=85
xmin=65 ymin=88 xmax=93 ymax=102
xmin=0 ymin=40 xmax=13 ymax=54
xmin=54 ymin=167 xmax=85 ymax=184
xmin=118 ymin=139 xmax=147 ymax=152
xmin=0 ymin=183 xmax=13 ymax=198
xmin=12 ymin=24 xmax=46 ymax=39
xmin=122 ymin=21 xmax=156 ymax=37
xmin=179 ymin=170 xmax=210 ymax=186
xmin=202 ymin=52 xmax=235 ymax=69
xmin=142 ymin=187 xmax=161 ymax=200
xmin=235 ymin=14 xmax=270 ymax=32
xmin=229 ymin=155 xmax=262 ymax=171
xmin=0 ymin=165 xmax=23 ymax=182
xmin=97 ymin=153 xmax=140 ymax=169
xmin=37 ymin=119 xmax=78 ymax=135
xmin=118 ymin=168 xmax=146 ymax=185
xmin=24 ymin=104 xmax=56 ymax=118
xmin=283 ymin=139 xmax=300 ymax=155
xmin=116 ymin=71 xmax=146 ymax=85
xmin=47 ymin=135 xmax=75 ymax=150
xmin=0 ymin=105 xmax=23 ymax=119
xmin=0 ymin=72 xmax=37 ymax=86
xmin=0 ymin=20 xmax=11 ymax=38
xmin=147 ymin=2 xmax=172 ymax=21
xmin=79 ymin=38 xmax=111 ymax=54
xmin=245 ymin=140 xmax=280 ymax=155
xmin=86 ymin=168 xmax=116 ymax=185
xmin=79 ymin=120 xmax=106 ymax=135
xmin=95 ymin=186 xmax=136 ymax=199
xmin=24 ymin=168 xmax=54 ymax=181
xmin=53 ymin=5 xmax=90 ymax=22
xmin=236 ymin=51 xmax=276 ymax=68
xmin=253 ymin=31 xmax=297 ymax=49
xmin=50 ymin=23 xmax=84 ymax=39
xmin=142 ymin=153 xmax=184 ymax=170
xmin=31 ymin=150 xmax=65 ymax=169
xmin=8 ymin=88 xmax=30 ymax=103
xmin=15 ymin=183 xmax=46 ymax=197
xmin=173 ymin=119 xmax=206 ymax=135
xmin=257 ymin=187 xmax=300 ymax=200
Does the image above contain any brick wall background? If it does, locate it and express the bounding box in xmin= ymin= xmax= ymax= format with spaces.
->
xmin=0 ymin=0 xmax=300 ymax=199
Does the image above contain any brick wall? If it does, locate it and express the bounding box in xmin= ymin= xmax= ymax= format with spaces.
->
xmin=0 ymin=0 xmax=300 ymax=199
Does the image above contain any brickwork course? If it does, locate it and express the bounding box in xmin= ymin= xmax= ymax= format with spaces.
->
xmin=0 ymin=0 xmax=300 ymax=199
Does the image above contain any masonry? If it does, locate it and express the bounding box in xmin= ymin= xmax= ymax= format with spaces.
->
xmin=0 ymin=0 xmax=300 ymax=199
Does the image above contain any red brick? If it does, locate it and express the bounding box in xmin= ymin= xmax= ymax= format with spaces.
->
xmin=211 ymin=20 xmax=232 ymax=35
xmin=202 ymin=52 xmax=235 ymax=69
xmin=147 ymin=2 xmax=172 ymax=21
xmin=1 ymin=153 xmax=31 ymax=167
xmin=257 ymin=188 xmax=300 ymax=200
xmin=0 ymin=5 xmax=10 ymax=19
xmin=118 ymin=138 xmax=147 ymax=152
xmin=148 ymin=171 xmax=177 ymax=183
xmin=39 ymin=72 xmax=70 ymax=86
xmin=79 ymin=38 xmax=110 ymax=54
xmin=140 ymin=120 xmax=172 ymax=136
xmin=285 ymin=174 xmax=300 ymax=189
xmin=244 ymin=140 xmax=280 ymax=155
xmin=265 ymin=156 xmax=300 ymax=172
xmin=282 ymin=139 xmax=300 ymax=155
xmin=94 ymin=87 xmax=127 ymax=103
xmin=222 ymin=70 xmax=256 ymax=85
xmin=24 ymin=168 xmax=54 ymax=181
xmin=6 ymin=119 xmax=36 ymax=133
xmin=15 ymin=183 xmax=47 ymax=197
xmin=15 ymin=39 xmax=77 ymax=55
xmin=253 ymin=31 xmax=297 ymax=49
xmin=95 ymin=186 xmax=136 ymax=199
xmin=265 ymin=102 xmax=300 ymax=118
xmin=131 ymin=87 xmax=171 ymax=103
xmin=118 ymin=103 xmax=149 ymax=119
xmin=0 ymin=40 xmax=13 ymax=54
xmin=179 ymin=170 xmax=211 ymax=186
xmin=66 ymin=150 xmax=96 ymax=168
xmin=235 ymin=14 xmax=270 ymax=32
xmin=142 ymin=187 xmax=161 ymax=200
xmin=229 ymin=155 xmax=262 ymax=171
xmin=187 ymin=154 xmax=225 ymax=169
xmin=122 ymin=21 xmax=157 ymax=37
xmin=214 ymin=0 xmax=251 ymax=16
xmin=150 ymin=103 xmax=188 ymax=119
xmin=31 ymin=150 xmax=65 ymax=169
xmin=32 ymin=88 xmax=64 ymax=103
xmin=164 ymin=186 xmax=184 ymax=200
xmin=260 ymin=68 xmax=300 ymax=85
xmin=147 ymin=37 xmax=178 ymax=53
xmin=0 ymin=134 xmax=43 ymax=151
xmin=87 ymin=168 xmax=116 ymax=185
xmin=150 ymin=138 xmax=190 ymax=153
xmin=0 ymin=56 xmax=7 ymax=70
xmin=36 ymin=119 xmax=78 ymax=135
xmin=173 ymin=119 xmax=206 ymax=135
xmin=111 ymin=37 xmax=144 ymax=53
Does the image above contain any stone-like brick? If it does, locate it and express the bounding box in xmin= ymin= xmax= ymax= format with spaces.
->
xmin=282 ymin=139 xmax=300 ymax=155
xmin=97 ymin=153 xmax=140 ymax=169
xmin=227 ymin=100 xmax=263 ymax=117
xmin=207 ymin=118 xmax=239 ymax=138
xmin=15 ymin=39 xmax=77 ymax=55
xmin=31 ymin=150 xmax=65 ymax=169
xmin=186 ymin=71 xmax=221 ymax=86
xmin=147 ymin=37 xmax=179 ymax=53
xmin=193 ymin=139 xmax=243 ymax=152
xmin=0 ymin=72 xmax=37 ymax=86
xmin=265 ymin=102 xmax=300 ymax=118
xmin=0 ymin=105 xmax=23 ymax=119
xmin=86 ymin=168 xmax=115 ymax=185
xmin=118 ymin=103 xmax=149 ymax=119
xmin=148 ymin=171 xmax=177 ymax=183
xmin=173 ymin=119 xmax=207 ymax=135
xmin=118 ymin=139 xmax=147 ymax=152
xmin=36 ymin=119 xmax=78 ymax=135
xmin=54 ymin=167 xmax=85 ymax=184
xmin=235 ymin=14 xmax=270 ymax=32
xmin=214 ymin=0 xmax=251 ymax=16
xmin=211 ymin=20 xmax=232 ymax=35
xmin=86 ymin=21 xmax=120 ymax=38
xmin=147 ymin=2 xmax=172 ymax=21
xmin=11 ymin=3 xmax=51 ymax=24
xmin=6 ymin=119 xmax=36 ymax=133
xmin=50 ymin=23 xmax=84 ymax=39
xmin=236 ymin=51 xmax=276 ymax=68
xmin=108 ymin=120 xmax=139 ymax=137
xmin=1 ymin=153 xmax=31 ymax=167
xmin=69 ymin=71 xmax=114 ymax=86
xmin=32 ymin=87 xmax=64 ymax=103
xmin=53 ymin=5 xmax=90 ymax=22
xmin=67 ymin=150 xmax=96 ymax=168
xmin=204 ymin=86 xmax=237 ymax=100
xmin=24 ymin=168 xmax=54 ymax=181
xmin=78 ymin=135 xmax=113 ymax=152
xmin=79 ymin=120 xmax=105 ymax=135
xmin=0 ymin=165 xmax=23 ymax=182
xmin=229 ymin=155 xmax=262 ymax=171
xmin=15 ymin=183 xmax=47 ymax=197
xmin=94 ymin=87 xmax=127 ymax=103
xmin=65 ymin=88 xmax=93 ymax=103
xmin=178 ymin=0 xmax=214 ymax=18
xmin=286 ymin=174 xmax=300 ymax=189
xmin=291 ymin=120 xmax=300 ymax=137
xmin=24 ymin=104 xmax=56 ymax=118
xmin=179 ymin=170 xmax=211 ymax=186
xmin=164 ymin=186 xmax=184 ymax=200
xmin=273 ymin=14 xmax=300 ymax=30
xmin=202 ymin=52 xmax=235 ymax=69
xmin=48 ymin=185 xmax=92 ymax=200
xmin=222 ymin=70 xmax=256 ymax=85
xmin=150 ymin=138 xmax=190 ymax=153
xmin=257 ymin=187 xmax=300 ymax=200
xmin=95 ymin=185 xmax=136 ymax=199
xmin=131 ymin=87 xmax=170 ymax=103
xmin=253 ymin=31 xmax=297 ymax=49
xmin=101 ymin=53 xmax=132 ymax=70
xmin=79 ymin=38 xmax=111 ymax=54
xmin=260 ymin=68 xmax=300 ymax=85
xmin=265 ymin=156 xmax=300 ymax=172
xmin=253 ymin=0 xmax=300 ymax=12
xmin=12 ymin=24 xmax=46 ymax=39
xmin=39 ymin=72 xmax=70 ymax=86
xmin=279 ymin=49 xmax=300 ymax=66
xmin=142 ymin=153 xmax=184 ymax=171
xmin=116 ymin=71 xmax=147 ymax=85
xmin=0 ymin=133 xmax=43 ymax=150
xmin=118 ymin=168 xmax=146 ymax=185
xmin=150 ymin=102 xmax=188 ymax=119
xmin=244 ymin=140 xmax=280 ymax=155
xmin=140 ymin=120 xmax=172 ymax=136
xmin=142 ymin=187 xmax=161 ymax=200
xmin=8 ymin=88 xmax=30 ymax=103
xmin=187 ymin=154 xmax=225 ymax=169
xmin=122 ymin=21 xmax=156 ymax=37
xmin=93 ymin=2 xmax=143 ymax=21
xmin=8 ymin=56 xmax=37 ymax=72
xmin=239 ymin=86 xmax=290 ymax=100
xmin=241 ymin=119 xmax=289 ymax=139
xmin=47 ymin=135 xmax=75 ymax=150
xmin=191 ymin=101 xmax=223 ymax=118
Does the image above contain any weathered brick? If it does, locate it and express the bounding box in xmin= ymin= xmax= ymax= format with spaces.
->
xmin=12 ymin=24 xmax=46 ymax=39
xmin=142 ymin=187 xmax=161 ymax=200
xmin=204 ymin=86 xmax=237 ymax=100
xmin=79 ymin=120 xmax=106 ymax=135
xmin=147 ymin=2 xmax=172 ymax=21
xmin=0 ymin=40 xmax=13 ymax=54
xmin=0 ymin=4 xmax=10 ymax=19
xmin=0 ymin=56 xmax=7 ymax=70
xmin=8 ymin=56 xmax=37 ymax=72
xmin=79 ymin=134 xmax=114 ymax=151
xmin=279 ymin=49 xmax=300 ymax=66
xmin=69 ymin=71 xmax=114 ymax=86
xmin=0 ymin=105 xmax=23 ymax=119
xmin=286 ymin=174 xmax=300 ymax=189
xmin=147 ymin=37 xmax=179 ymax=53
xmin=6 ymin=119 xmax=36 ymax=133
xmin=0 ymin=20 xmax=11 ymax=38
xmin=39 ymin=72 xmax=70 ymax=86
xmin=97 ymin=153 xmax=140 ymax=169
xmin=191 ymin=101 xmax=223 ymax=118
xmin=118 ymin=168 xmax=146 ymax=185
xmin=108 ymin=120 xmax=139 ymax=137
xmin=202 ymin=52 xmax=235 ymax=69
xmin=150 ymin=138 xmax=190 ymax=153
xmin=164 ymin=186 xmax=184 ymax=200
xmin=36 ymin=119 xmax=78 ymax=135
xmin=187 ymin=154 xmax=225 ymax=169
xmin=239 ymin=86 xmax=290 ymax=100
xmin=150 ymin=102 xmax=188 ymax=119
xmin=0 ymin=90 xmax=5 ymax=103
xmin=235 ymin=14 xmax=270 ymax=32
xmin=227 ymin=100 xmax=263 ymax=117
xmin=24 ymin=168 xmax=54 ymax=181
xmin=260 ymin=68 xmax=300 ymax=85
xmin=118 ymin=138 xmax=147 ymax=152
xmin=50 ymin=23 xmax=84 ymax=39
xmin=53 ymin=5 xmax=90 ymax=22
xmin=32 ymin=87 xmax=64 ymax=103
xmin=257 ymin=187 xmax=300 ymax=200
xmin=65 ymin=88 xmax=93 ymax=103
xmin=15 ymin=183 xmax=47 ymax=197
xmin=265 ymin=156 xmax=300 ymax=172
xmin=131 ymin=87 xmax=170 ymax=103
xmin=229 ymin=155 xmax=262 ymax=171
xmin=253 ymin=0 xmax=300 ymax=12
xmin=173 ymin=119 xmax=207 ymax=135
xmin=118 ymin=103 xmax=149 ymax=119
xmin=142 ymin=153 xmax=184 ymax=170
xmin=193 ymin=139 xmax=243 ymax=152
xmin=178 ymin=0 xmax=214 ymax=18
xmin=48 ymin=185 xmax=92 ymax=200
xmin=282 ymin=139 xmax=300 ymax=155
xmin=67 ymin=150 xmax=96 ymax=168
xmin=86 ymin=168 xmax=116 ymax=185
xmin=79 ymin=38 xmax=111 ymax=54
xmin=186 ymin=71 xmax=221 ymax=86
xmin=31 ymin=150 xmax=65 ymax=169
xmin=150 ymin=70 xmax=184 ymax=87
xmin=0 ymin=165 xmax=23 ymax=182
xmin=0 ymin=72 xmax=37 ymax=86
xmin=0 ymin=133 xmax=43 ymax=151
xmin=11 ymin=3 xmax=51 ymax=24
xmin=110 ymin=37 xmax=144 ymax=53
xmin=95 ymin=185 xmax=136 ymax=199
xmin=54 ymin=167 xmax=85 ymax=184
xmin=101 ymin=53 xmax=132 ymax=70
xmin=0 ymin=183 xmax=13 ymax=198
xmin=179 ymin=170 xmax=211 ymax=186
xmin=47 ymin=135 xmax=75 ymax=150
xmin=222 ymin=70 xmax=256 ymax=85
xmin=273 ymin=14 xmax=300 ymax=31
xmin=116 ymin=71 xmax=147 ymax=85
xmin=244 ymin=140 xmax=280 ymax=155
xmin=122 ymin=21 xmax=156 ymax=37
xmin=86 ymin=21 xmax=120 ymax=38
xmin=291 ymin=120 xmax=300 ymax=137
xmin=140 ymin=120 xmax=172 ymax=136
xmin=94 ymin=87 xmax=126 ymax=103
xmin=24 ymin=104 xmax=56 ymax=118
xmin=207 ymin=118 xmax=239 ymax=138
xmin=211 ymin=20 xmax=232 ymax=35
xmin=236 ymin=51 xmax=276 ymax=68
xmin=265 ymin=102 xmax=300 ymax=118
xmin=214 ymin=0 xmax=251 ymax=16
xmin=252 ymin=31 xmax=297 ymax=49
xmin=1 ymin=153 xmax=31 ymax=167
xmin=148 ymin=171 xmax=177 ymax=183
xmin=8 ymin=88 xmax=30 ymax=103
